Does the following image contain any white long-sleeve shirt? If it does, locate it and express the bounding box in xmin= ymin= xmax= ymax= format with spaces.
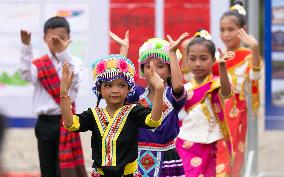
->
xmin=19 ymin=44 xmax=82 ymax=116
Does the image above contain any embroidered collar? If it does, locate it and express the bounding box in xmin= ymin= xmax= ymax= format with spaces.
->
xmin=192 ymin=74 xmax=213 ymax=88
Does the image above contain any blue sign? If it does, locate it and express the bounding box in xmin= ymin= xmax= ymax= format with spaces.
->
xmin=265 ymin=0 xmax=284 ymax=130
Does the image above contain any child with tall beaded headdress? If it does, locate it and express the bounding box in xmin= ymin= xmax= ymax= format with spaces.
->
xmin=176 ymin=29 xmax=235 ymax=177
xmin=109 ymin=31 xmax=188 ymax=176
xmin=213 ymin=1 xmax=262 ymax=176
xmin=60 ymin=54 xmax=165 ymax=177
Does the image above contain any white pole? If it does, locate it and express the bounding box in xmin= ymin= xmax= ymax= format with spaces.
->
xmin=245 ymin=0 xmax=259 ymax=176
xmin=155 ymin=0 xmax=164 ymax=38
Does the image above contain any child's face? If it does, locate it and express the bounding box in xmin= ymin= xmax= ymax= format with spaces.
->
xmin=143 ymin=58 xmax=170 ymax=84
xmin=100 ymin=78 xmax=130 ymax=106
xmin=220 ymin=16 xmax=241 ymax=50
xmin=187 ymin=44 xmax=214 ymax=81
xmin=44 ymin=27 xmax=70 ymax=54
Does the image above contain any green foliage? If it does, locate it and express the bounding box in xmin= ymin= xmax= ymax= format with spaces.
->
xmin=0 ymin=72 xmax=29 ymax=86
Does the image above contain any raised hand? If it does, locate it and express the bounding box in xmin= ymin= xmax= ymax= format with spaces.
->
xmin=60 ymin=61 xmax=74 ymax=94
xmin=145 ymin=62 xmax=164 ymax=91
xmin=20 ymin=30 xmax=31 ymax=45
xmin=217 ymin=48 xmax=235 ymax=64
xmin=166 ymin=32 xmax=189 ymax=51
xmin=238 ymin=28 xmax=258 ymax=49
xmin=108 ymin=30 xmax=129 ymax=48
xmin=50 ymin=35 xmax=71 ymax=53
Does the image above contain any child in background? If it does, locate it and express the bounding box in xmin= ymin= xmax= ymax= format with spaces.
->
xmin=179 ymin=37 xmax=193 ymax=83
xmin=176 ymin=30 xmax=235 ymax=177
xmin=60 ymin=54 xmax=164 ymax=177
xmin=214 ymin=1 xmax=262 ymax=176
xmin=109 ymin=31 xmax=188 ymax=176
xmin=19 ymin=16 xmax=87 ymax=177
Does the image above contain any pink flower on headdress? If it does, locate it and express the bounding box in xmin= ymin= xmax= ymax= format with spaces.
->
xmin=118 ymin=59 xmax=128 ymax=72
xmin=96 ymin=61 xmax=106 ymax=74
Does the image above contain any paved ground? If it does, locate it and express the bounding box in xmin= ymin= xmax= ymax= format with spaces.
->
xmin=1 ymin=130 xmax=93 ymax=176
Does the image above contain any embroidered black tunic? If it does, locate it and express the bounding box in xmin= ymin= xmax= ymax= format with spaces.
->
xmin=66 ymin=104 xmax=161 ymax=177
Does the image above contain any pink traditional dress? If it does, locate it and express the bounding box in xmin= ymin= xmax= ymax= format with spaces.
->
xmin=212 ymin=48 xmax=261 ymax=177
xmin=176 ymin=75 xmax=232 ymax=177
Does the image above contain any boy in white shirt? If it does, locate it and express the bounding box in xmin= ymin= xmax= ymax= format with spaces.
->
xmin=19 ymin=16 xmax=87 ymax=177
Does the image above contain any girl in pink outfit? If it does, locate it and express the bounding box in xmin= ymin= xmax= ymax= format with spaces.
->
xmin=176 ymin=29 xmax=234 ymax=177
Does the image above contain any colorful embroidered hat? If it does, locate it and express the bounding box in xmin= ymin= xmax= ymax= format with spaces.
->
xmin=139 ymin=38 xmax=170 ymax=65
xmin=230 ymin=4 xmax=246 ymax=16
xmin=92 ymin=54 xmax=136 ymax=96
xmin=138 ymin=38 xmax=181 ymax=77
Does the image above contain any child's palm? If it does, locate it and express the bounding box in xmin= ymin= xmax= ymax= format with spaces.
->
xmin=60 ymin=62 xmax=74 ymax=92
xmin=108 ymin=30 xmax=129 ymax=48
xmin=167 ymin=32 xmax=189 ymax=51
xmin=218 ymin=51 xmax=235 ymax=64
xmin=238 ymin=28 xmax=258 ymax=48
xmin=146 ymin=63 xmax=164 ymax=90
xmin=50 ymin=35 xmax=71 ymax=53
xmin=20 ymin=30 xmax=31 ymax=45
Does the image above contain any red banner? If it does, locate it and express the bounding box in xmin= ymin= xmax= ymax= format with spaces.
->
xmin=110 ymin=0 xmax=210 ymax=85
xmin=164 ymin=0 xmax=210 ymax=82
xmin=110 ymin=2 xmax=155 ymax=85
xmin=165 ymin=0 xmax=209 ymax=3
xmin=164 ymin=1 xmax=210 ymax=39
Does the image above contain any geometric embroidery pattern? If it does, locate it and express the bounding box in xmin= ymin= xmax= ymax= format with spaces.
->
xmin=92 ymin=105 xmax=134 ymax=167
xmin=140 ymin=152 xmax=156 ymax=171
xmin=139 ymin=86 xmax=173 ymax=122
xmin=138 ymin=150 xmax=161 ymax=177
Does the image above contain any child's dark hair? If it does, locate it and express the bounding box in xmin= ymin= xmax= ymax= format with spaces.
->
xmin=221 ymin=0 xmax=246 ymax=28
xmin=93 ymin=81 xmax=102 ymax=107
xmin=44 ymin=16 xmax=70 ymax=34
xmin=96 ymin=94 xmax=102 ymax=107
xmin=187 ymin=29 xmax=216 ymax=59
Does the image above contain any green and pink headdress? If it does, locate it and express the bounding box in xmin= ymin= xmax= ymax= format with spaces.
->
xmin=92 ymin=54 xmax=136 ymax=96
xmin=138 ymin=38 xmax=181 ymax=77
